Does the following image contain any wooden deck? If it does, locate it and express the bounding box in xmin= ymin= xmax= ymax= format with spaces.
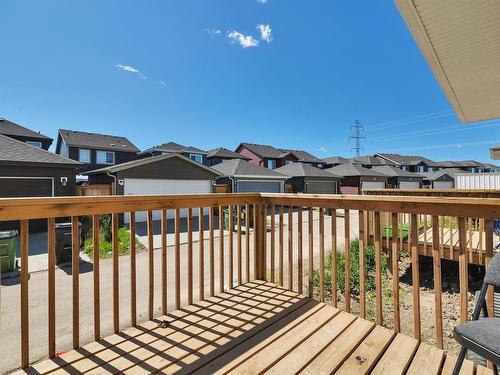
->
xmin=15 ymin=281 xmax=492 ymax=375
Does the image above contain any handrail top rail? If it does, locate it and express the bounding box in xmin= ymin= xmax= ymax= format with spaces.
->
xmin=363 ymin=188 xmax=500 ymax=193
xmin=0 ymin=192 xmax=499 ymax=220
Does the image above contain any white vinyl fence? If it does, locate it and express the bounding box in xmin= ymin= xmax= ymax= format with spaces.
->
xmin=455 ymin=173 xmax=500 ymax=189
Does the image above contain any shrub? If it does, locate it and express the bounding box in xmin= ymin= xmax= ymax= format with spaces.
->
xmin=313 ymin=238 xmax=387 ymax=296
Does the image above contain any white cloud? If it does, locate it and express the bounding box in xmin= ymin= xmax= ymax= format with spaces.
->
xmin=205 ymin=28 xmax=222 ymax=38
xmin=115 ymin=64 xmax=139 ymax=73
xmin=319 ymin=147 xmax=328 ymax=153
xmin=257 ymin=24 xmax=272 ymax=43
xmin=257 ymin=0 xmax=268 ymax=4
xmin=227 ymin=31 xmax=259 ymax=48
xmin=159 ymin=80 xmax=166 ymax=86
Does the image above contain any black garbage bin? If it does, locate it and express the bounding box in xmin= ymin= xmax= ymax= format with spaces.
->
xmin=54 ymin=222 xmax=81 ymax=265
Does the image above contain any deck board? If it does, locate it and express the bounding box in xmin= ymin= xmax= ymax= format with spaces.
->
xmin=16 ymin=281 xmax=480 ymax=375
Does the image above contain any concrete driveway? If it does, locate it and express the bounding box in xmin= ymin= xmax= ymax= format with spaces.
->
xmin=0 ymin=209 xmax=358 ymax=374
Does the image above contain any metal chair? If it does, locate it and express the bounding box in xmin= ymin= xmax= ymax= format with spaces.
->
xmin=453 ymin=253 xmax=500 ymax=375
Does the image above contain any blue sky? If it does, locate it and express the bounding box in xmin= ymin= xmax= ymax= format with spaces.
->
xmin=1 ymin=0 xmax=499 ymax=162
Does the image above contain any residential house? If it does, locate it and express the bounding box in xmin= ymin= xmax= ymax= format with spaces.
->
xmin=0 ymin=134 xmax=81 ymax=198
xmin=85 ymin=153 xmax=220 ymax=222
xmin=375 ymin=153 xmax=436 ymax=173
xmin=275 ymin=162 xmax=342 ymax=194
xmin=325 ymin=163 xmax=388 ymax=194
xmin=321 ymin=156 xmax=350 ymax=169
xmin=421 ymin=168 xmax=466 ymax=189
xmin=0 ymin=117 xmax=53 ymax=150
xmin=372 ymin=165 xmax=424 ymax=189
xmin=212 ymin=159 xmax=287 ymax=193
xmin=349 ymin=155 xmax=397 ymax=169
xmin=206 ymin=147 xmax=250 ymax=166
xmin=235 ymin=143 xmax=324 ymax=169
xmin=140 ymin=141 xmax=207 ymax=164
xmin=55 ymin=129 xmax=140 ymax=172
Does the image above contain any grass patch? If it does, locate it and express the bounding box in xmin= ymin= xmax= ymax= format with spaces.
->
xmin=83 ymin=227 xmax=145 ymax=259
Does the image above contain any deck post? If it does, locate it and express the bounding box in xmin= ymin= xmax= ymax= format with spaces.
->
xmin=254 ymin=202 xmax=266 ymax=280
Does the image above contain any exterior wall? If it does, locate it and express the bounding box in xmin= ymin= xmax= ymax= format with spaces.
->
xmin=237 ymin=147 xmax=263 ymax=166
xmin=68 ymin=146 xmax=137 ymax=172
xmin=0 ymin=164 xmax=76 ymax=196
xmin=339 ymin=176 xmax=361 ymax=194
xmin=5 ymin=135 xmax=52 ymax=150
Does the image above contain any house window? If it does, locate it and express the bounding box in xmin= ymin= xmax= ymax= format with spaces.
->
xmin=97 ymin=150 xmax=115 ymax=164
xmin=468 ymin=167 xmax=477 ymax=173
xmin=189 ymin=154 xmax=203 ymax=163
xmin=428 ymin=167 xmax=434 ymax=172
xmin=285 ymin=160 xmax=293 ymax=165
xmin=79 ymin=149 xmax=91 ymax=163
xmin=417 ymin=165 xmax=425 ymax=173
xmin=401 ymin=165 xmax=408 ymax=171
xmin=267 ymin=160 xmax=277 ymax=169
xmin=26 ymin=141 xmax=42 ymax=148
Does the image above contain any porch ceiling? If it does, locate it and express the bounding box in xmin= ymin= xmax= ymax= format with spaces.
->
xmin=395 ymin=0 xmax=500 ymax=123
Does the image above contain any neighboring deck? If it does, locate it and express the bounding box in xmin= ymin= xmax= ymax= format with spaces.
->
xmin=15 ymin=281 xmax=491 ymax=375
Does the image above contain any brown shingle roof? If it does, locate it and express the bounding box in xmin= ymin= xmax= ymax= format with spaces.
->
xmin=207 ymin=147 xmax=250 ymax=160
xmin=325 ymin=163 xmax=387 ymax=177
xmin=275 ymin=163 xmax=342 ymax=178
xmin=0 ymin=118 xmax=52 ymax=140
xmin=212 ymin=159 xmax=287 ymax=178
xmin=59 ymin=129 xmax=140 ymax=153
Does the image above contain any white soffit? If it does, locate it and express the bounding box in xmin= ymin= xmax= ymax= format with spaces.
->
xmin=395 ymin=0 xmax=500 ymax=123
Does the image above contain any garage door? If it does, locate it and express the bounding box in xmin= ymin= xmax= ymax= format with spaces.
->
xmin=124 ymin=178 xmax=212 ymax=222
xmin=237 ymin=180 xmax=282 ymax=193
xmin=0 ymin=177 xmax=53 ymax=197
xmin=361 ymin=181 xmax=385 ymax=190
xmin=399 ymin=181 xmax=421 ymax=189
xmin=433 ymin=181 xmax=454 ymax=189
xmin=306 ymin=180 xmax=337 ymax=194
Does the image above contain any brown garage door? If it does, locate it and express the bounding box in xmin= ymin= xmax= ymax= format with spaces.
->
xmin=0 ymin=177 xmax=53 ymax=197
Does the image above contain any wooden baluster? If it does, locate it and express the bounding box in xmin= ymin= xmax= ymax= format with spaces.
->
xmin=209 ymin=207 xmax=215 ymax=296
xmin=161 ymin=209 xmax=168 ymax=314
xmin=399 ymin=213 xmax=403 ymax=250
xmin=411 ymin=213 xmax=421 ymax=341
xmin=270 ymin=204 xmax=275 ymax=284
xmin=374 ymin=211 xmax=382 ymax=325
xmin=199 ymin=207 xmax=205 ymax=300
xmin=245 ymin=204 xmax=250 ymax=283
xmin=279 ymin=205 xmax=284 ymax=286
xmin=386 ymin=212 xmax=390 ymax=249
xmin=344 ymin=209 xmax=351 ymax=313
xmin=308 ymin=207 xmax=314 ymax=298
xmin=319 ymin=208 xmax=325 ymax=301
xmin=261 ymin=204 xmax=267 ymax=280
xmin=440 ymin=215 xmax=445 ymax=254
xmin=129 ymin=213 xmax=136 ymax=327
xmin=288 ymin=206 xmax=294 ymax=291
xmin=219 ymin=205 xmax=225 ymax=292
xmin=298 ymin=207 xmax=303 ymax=294
xmin=468 ymin=218 xmax=474 ymax=264
xmin=391 ymin=212 xmax=400 ymax=333
xmin=147 ymin=211 xmax=154 ymax=320
xmin=237 ymin=205 xmax=242 ymax=286
xmin=93 ymin=215 xmax=102 ymax=338
xmin=432 ymin=215 xmax=443 ymax=349
xmin=229 ymin=205 xmax=234 ymax=289
xmin=112 ymin=213 xmax=119 ymax=333
xmin=331 ymin=208 xmax=337 ymax=308
xmin=458 ymin=217 xmax=468 ymax=324
xmin=175 ymin=208 xmax=181 ymax=309
xmin=423 ymin=214 xmax=428 ymax=255
xmin=71 ymin=216 xmax=80 ymax=347
xmin=253 ymin=204 xmax=258 ymax=280
xmin=358 ymin=211 xmax=365 ymax=318
xmin=20 ymin=219 xmax=29 ymax=368
xmin=188 ymin=208 xmax=193 ymax=305
xmin=479 ymin=218 xmax=484 ymax=266
xmin=47 ymin=218 xmax=56 ymax=358
xmin=484 ymin=219 xmax=494 ymax=318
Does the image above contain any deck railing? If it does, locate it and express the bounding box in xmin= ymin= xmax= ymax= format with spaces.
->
xmin=1 ymin=193 xmax=499 ymax=371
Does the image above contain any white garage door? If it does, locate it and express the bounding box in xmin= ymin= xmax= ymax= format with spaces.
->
xmin=124 ymin=178 xmax=212 ymax=222
xmin=433 ymin=181 xmax=454 ymax=189
xmin=399 ymin=181 xmax=420 ymax=189
xmin=361 ymin=181 xmax=385 ymax=190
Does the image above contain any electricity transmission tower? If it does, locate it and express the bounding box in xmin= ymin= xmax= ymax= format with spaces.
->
xmin=349 ymin=120 xmax=365 ymax=156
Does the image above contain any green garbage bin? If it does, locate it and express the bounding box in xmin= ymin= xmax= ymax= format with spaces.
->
xmin=55 ymin=222 xmax=81 ymax=264
xmin=223 ymin=207 xmax=239 ymax=230
xmin=0 ymin=230 xmax=18 ymax=273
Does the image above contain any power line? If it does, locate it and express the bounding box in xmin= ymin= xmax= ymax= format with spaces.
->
xmin=368 ymin=121 xmax=500 ymax=143
xmin=382 ymin=139 xmax=500 ymax=152
xmin=349 ymin=120 xmax=365 ymax=156
xmin=365 ymin=110 xmax=453 ymax=131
